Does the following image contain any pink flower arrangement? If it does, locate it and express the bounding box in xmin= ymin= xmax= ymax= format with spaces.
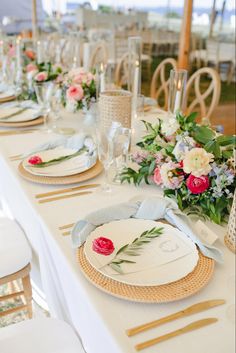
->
xmin=121 ymin=112 xmax=236 ymax=224
xmin=66 ymin=85 xmax=84 ymax=101
xmin=35 ymin=71 xmax=48 ymax=82
xmin=28 ymin=156 xmax=43 ymax=165
xmin=63 ymin=66 xmax=96 ymax=112
xmin=92 ymin=237 xmax=115 ymax=256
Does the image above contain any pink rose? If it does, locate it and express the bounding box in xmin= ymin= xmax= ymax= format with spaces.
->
xmin=186 ymin=174 xmax=210 ymax=194
xmin=66 ymin=85 xmax=84 ymax=101
xmin=28 ymin=155 xmax=43 ymax=165
xmin=26 ymin=63 xmax=38 ymax=72
xmin=35 ymin=71 xmax=48 ymax=82
xmin=153 ymin=167 xmax=162 ymax=185
xmin=92 ymin=237 xmax=115 ymax=256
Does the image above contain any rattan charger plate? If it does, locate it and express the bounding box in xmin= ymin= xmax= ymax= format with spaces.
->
xmin=0 ymin=116 xmax=44 ymax=127
xmin=77 ymin=246 xmax=214 ymax=303
xmin=18 ymin=160 xmax=103 ymax=185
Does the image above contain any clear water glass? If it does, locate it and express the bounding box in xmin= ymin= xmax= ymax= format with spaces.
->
xmin=111 ymin=126 xmax=131 ymax=183
xmin=34 ymin=81 xmax=55 ymax=131
xmin=96 ymin=121 xmax=122 ymax=192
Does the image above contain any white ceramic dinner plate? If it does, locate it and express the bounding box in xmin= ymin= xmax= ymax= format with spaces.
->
xmin=22 ymin=147 xmax=97 ymax=177
xmin=84 ymin=219 xmax=199 ymax=286
xmin=0 ymin=106 xmax=42 ymax=123
xmin=0 ymin=88 xmax=16 ymax=100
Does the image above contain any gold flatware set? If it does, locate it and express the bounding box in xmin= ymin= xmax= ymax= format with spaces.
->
xmin=35 ymin=183 xmax=100 ymax=204
xmin=126 ymin=299 xmax=225 ymax=351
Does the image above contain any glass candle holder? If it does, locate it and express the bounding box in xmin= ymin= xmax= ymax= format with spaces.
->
xmin=128 ymin=36 xmax=142 ymax=114
xmin=168 ymin=69 xmax=187 ymax=115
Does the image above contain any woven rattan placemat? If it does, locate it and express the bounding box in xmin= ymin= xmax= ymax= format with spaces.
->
xmin=0 ymin=95 xmax=15 ymax=103
xmin=0 ymin=116 xmax=44 ymax=127
xmin=18 ymin=160 xmax=103 ymax=185
xmin=77 ymin=245 xmax=214 ymax=303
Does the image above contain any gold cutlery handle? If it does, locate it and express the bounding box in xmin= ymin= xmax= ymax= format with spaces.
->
xmin=126 ymin=299 xmax=225 ymax=337
xmin=135 ymin=318 xmax=218 ymax=351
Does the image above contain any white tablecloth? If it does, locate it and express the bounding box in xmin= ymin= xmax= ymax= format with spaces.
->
xmin=0 ymin=130 xmax=235 ymax=353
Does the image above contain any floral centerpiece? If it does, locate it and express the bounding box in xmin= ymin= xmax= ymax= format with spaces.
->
xmin=121 ymin=113 xmax=236 ymax=224
xmin=19 ymin=61 xmax=63 ymax=101
xmin=61 ymin=67 xmax=96 ymax=113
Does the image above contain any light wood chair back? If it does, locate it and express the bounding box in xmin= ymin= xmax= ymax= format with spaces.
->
xmin=150 ymin=58 xmax=177 ymax=110
xmin=0 ymin=264 xmax=32 ymax=319
xmin=89 ymin=42 xmax=108 ymax=69
xmin=115 ymin=52 xmax=129 ymax=88
xmin=186 ymin=67 xmax=221 ymax=121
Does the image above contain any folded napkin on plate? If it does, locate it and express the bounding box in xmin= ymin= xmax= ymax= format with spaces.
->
xmin=71 ymin=196 xmax=223 ymax=263
xmin=22 ymin=133 xmax=96 ymax=158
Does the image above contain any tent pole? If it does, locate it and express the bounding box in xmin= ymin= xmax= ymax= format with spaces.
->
xmin=32 ymin=0 xmax=38 ymax=43
xmin=178 ymin=0 xmax=193 ymax=70
xmin=209 ymin=0 xmax=217 ymax=38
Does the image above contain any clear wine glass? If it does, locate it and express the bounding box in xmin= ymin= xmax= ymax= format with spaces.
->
xmin=34 ymin=81 xmax=55 ymax=132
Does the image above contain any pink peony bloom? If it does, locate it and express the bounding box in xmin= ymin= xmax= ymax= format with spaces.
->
xmin=35 ymin=71 xmax=48 ymax=82
xmin=186 ymin=174 xmax=210 ymax=194
xmin=153 ymin=167 xmax=162 ymax=185
xmin=26 ymin=63 xmax=38 ymax=72
xmin=28 ymin=155 xmax=43 ymax=165
xmin=92 ymin=237 xmax=115 ymax=256
xmin=66 ymin=85 xmax=84 ymax=101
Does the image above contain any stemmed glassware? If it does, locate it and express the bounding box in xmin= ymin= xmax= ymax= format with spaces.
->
xmin=96 ymin=121 xmax=131 ymax=192
xmin=34 ymin=81 xmax=55 ymax=132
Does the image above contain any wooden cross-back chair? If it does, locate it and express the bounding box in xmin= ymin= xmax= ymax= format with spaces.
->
xmin=186 ymin=67 xmax=221 ymax=122
xmin=150 ymin=58 xmax=177 ymax=110
xmin=115 ymin=52 xmax=129 ymax=88
xmin=89 ymin=42 xmax=108 ymax=69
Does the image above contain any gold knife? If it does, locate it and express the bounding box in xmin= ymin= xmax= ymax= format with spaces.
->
xmin=135 ymin=318 xmax=218 ymax=351
xmin=126 ymin=299 xmax=225 ymax=337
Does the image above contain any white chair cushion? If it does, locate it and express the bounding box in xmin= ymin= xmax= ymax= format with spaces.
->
xmin=0 ymin=318 xmax=84 ymax=353
xmin=0 ymin=218 xmax=32 ymax=278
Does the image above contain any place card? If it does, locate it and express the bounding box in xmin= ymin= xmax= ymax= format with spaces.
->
xmin=195 ymin=220 xmax=218 ymax=245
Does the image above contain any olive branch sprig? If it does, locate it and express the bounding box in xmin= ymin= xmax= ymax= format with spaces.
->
xmin=29 ymin=147 xmax=87 ymax=168
xmin=107 ymin=227 xmax=164 ymax=274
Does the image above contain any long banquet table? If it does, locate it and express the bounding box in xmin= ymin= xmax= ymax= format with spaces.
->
xmin=0 ymin=128 xmax=235 ymax=353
